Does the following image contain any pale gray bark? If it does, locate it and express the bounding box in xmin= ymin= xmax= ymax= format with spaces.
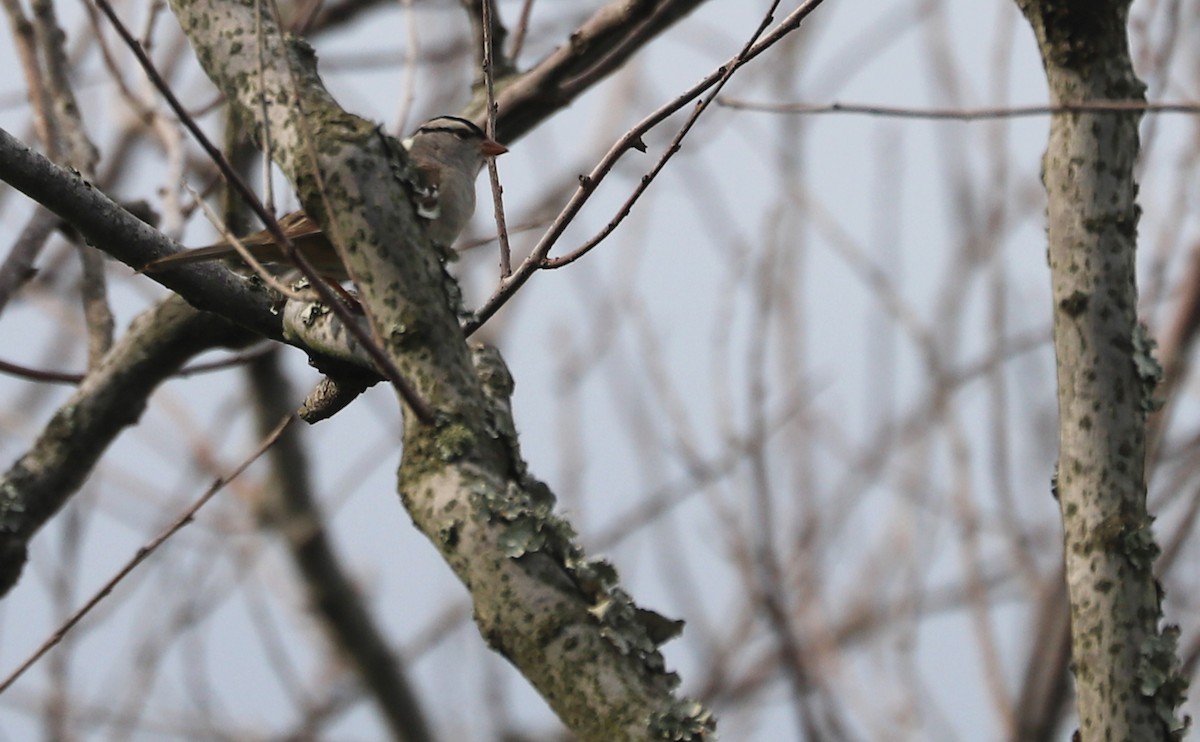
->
xmin=166 ymin=0 xmax=710 ymax=738
xmin=1014 ymin=0 xmax=1188 ymax=738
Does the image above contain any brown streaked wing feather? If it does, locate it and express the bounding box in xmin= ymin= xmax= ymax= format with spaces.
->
xmin=139 ymin=242 xmax=241 ymax=273
xmin=139 ymin=211 xmax=321 ymax=273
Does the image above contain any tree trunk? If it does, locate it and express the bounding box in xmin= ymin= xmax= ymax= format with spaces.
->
xmin=1014 ymin=0 xmax=1188 ymax=738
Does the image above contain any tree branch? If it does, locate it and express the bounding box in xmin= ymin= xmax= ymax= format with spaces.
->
xmin=1014 ymin=0 xmax=1188 ymax=738
xmin=165 ymin=0 xmax=713 ymax=736
xmin=0 ymin=295 xmax=255 ymax=596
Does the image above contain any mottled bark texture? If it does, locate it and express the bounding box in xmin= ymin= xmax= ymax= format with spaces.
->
xmin=166 ymin=0 xmax=712 ymax=738
xmin=1014 ymin=0 xmax=1188 ymax=738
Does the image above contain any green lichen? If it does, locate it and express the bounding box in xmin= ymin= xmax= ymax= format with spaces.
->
xmin=434 ymin=422 xmax=475 ymax=462
xmin=1120 ymin=515 xmax=1160 ymax=572
xmin=1132 ymin=322 xmax=1164 ymax=414
xmin=1091 ymin=512 xmax=1126 ymax=548
xmin=1092 ymin=511 xmax=1160 ymax=571
xmin=589 ymin=587 xmax=683 ymax=666
xmin=649 ymin=697 xmax=717 ymax=740
xmin=1138 ymin=625 xmax=1190 ymax=740
xmin=473 ymin=479 xmax=567 ymax=559
xmin=472 ymin=344 xmax=514 ymax=401
xmin=0 ymin=480 xmax=25 ymax=525
xmin=471 ymin=344 xmax=524 ymax=477
xmin=566 ymin=556 xmax=618 ymax=601
xmin=498 ymin=511 xmax=548 ymax=558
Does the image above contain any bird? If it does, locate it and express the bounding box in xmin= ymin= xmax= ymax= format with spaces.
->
xmin=141 ymin=115 xmax=508 ymax=281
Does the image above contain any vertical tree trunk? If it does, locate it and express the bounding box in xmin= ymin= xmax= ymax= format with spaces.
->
xmin=1013 ymin=1 xmax=1188 ymax=739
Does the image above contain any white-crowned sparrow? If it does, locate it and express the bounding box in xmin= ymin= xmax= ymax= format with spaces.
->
xmin=142 ymin=115 xmax=507 ymax=280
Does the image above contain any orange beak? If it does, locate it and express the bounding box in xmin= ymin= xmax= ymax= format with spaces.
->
xmin=481 ymin=138 xmax=508 ymax=157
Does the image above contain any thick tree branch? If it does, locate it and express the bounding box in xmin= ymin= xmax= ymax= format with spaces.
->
xmin=165 ymin=0 xmax=712 ymax=737
xmin=477 ymin=0 xmax=714 ymax=141
xmin=1013 ymin=0 xmax=1189 ymax=738
xmin=0 ymin=125 xmax=283 ymax=337
xmin=0 ymin=295 xmax=255 ymax=596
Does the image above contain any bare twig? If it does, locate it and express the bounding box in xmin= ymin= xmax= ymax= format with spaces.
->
xmin=247 ymin=351 xmax=433 ymax=742
xmin=541 ymin=6 xmax=769 ymax=269
xmin=0 ymin=413 xmax=296 ymax=695
xmin=89 ymin=0 xmax=437 ymax=423
xmin=30 ymin=0 xmax=112 ymax=364
xmin=462 ymin=0 xmax=512 ymax=82
xmin=0 ymin=0 xmax=56 ymax=152
xmin=0 ymin=209 xmax=55 ymax=311
xmin=481 ymin=0 xmax=714 ymax=142
xmin=0 ymin=343 xmax=275 ymax=388
xmin=508 ymin=0 xmax=535 ymax=61
xmin=480 ymin=0 xmax=512 ymax=277
xmin=466 ymin=0 xmax=826 ymax=334
xmin=716 ymin=96 xmax=1200 ymax=120
xmin=391 ymin=0 xmax=418 ymax=134
xmin=76 ymin=243 xmax=115 ymax=366
xmin=0 ymin=355 xmax=82 ymax=385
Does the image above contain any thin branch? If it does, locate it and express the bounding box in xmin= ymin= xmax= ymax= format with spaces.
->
xmin=0 ymin=126 xmax=283 ymax=339
xmin=467 ymin=0 xmax=826 ymax=334
xmin=0 ymin=341 xmax=276 ymax=387
xmin=0 ymin=0 xmax=56 ymax=153
xmin=480 ymin=0 xmax=512 ymax=277
xmin=462 ymin=0 xmax=513 ymax=82
xmin=716 ymin=96 xmax=1200 ymax=119
xmin=0 ymin=209 xmax=55 ymax=312
xmin=542 ymin=2 xmax=774 ymax=269
xmin=0 ymin=295 xmax=257 ymax=596
xmin=0 ymin=413 xmax=295 ymax=695
xmin=30 ymin=0 xmax=111 ymax=365
xmin=89 ymin=0 xmax=437 ymax=423
xmin=31 ymin=0 xmax=99 ymax=172
xmin=247 ymin=351 xmax=433 ymax=742
xmin=477 ymin=0 xmax=718 ymax=142
xmin=0 ymin=358 xmax=82 ymax=385
xmin=507 ymin=0 xmax=534 ymax=61
xmin=391 ymin=0 xmax=418 ymax=134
